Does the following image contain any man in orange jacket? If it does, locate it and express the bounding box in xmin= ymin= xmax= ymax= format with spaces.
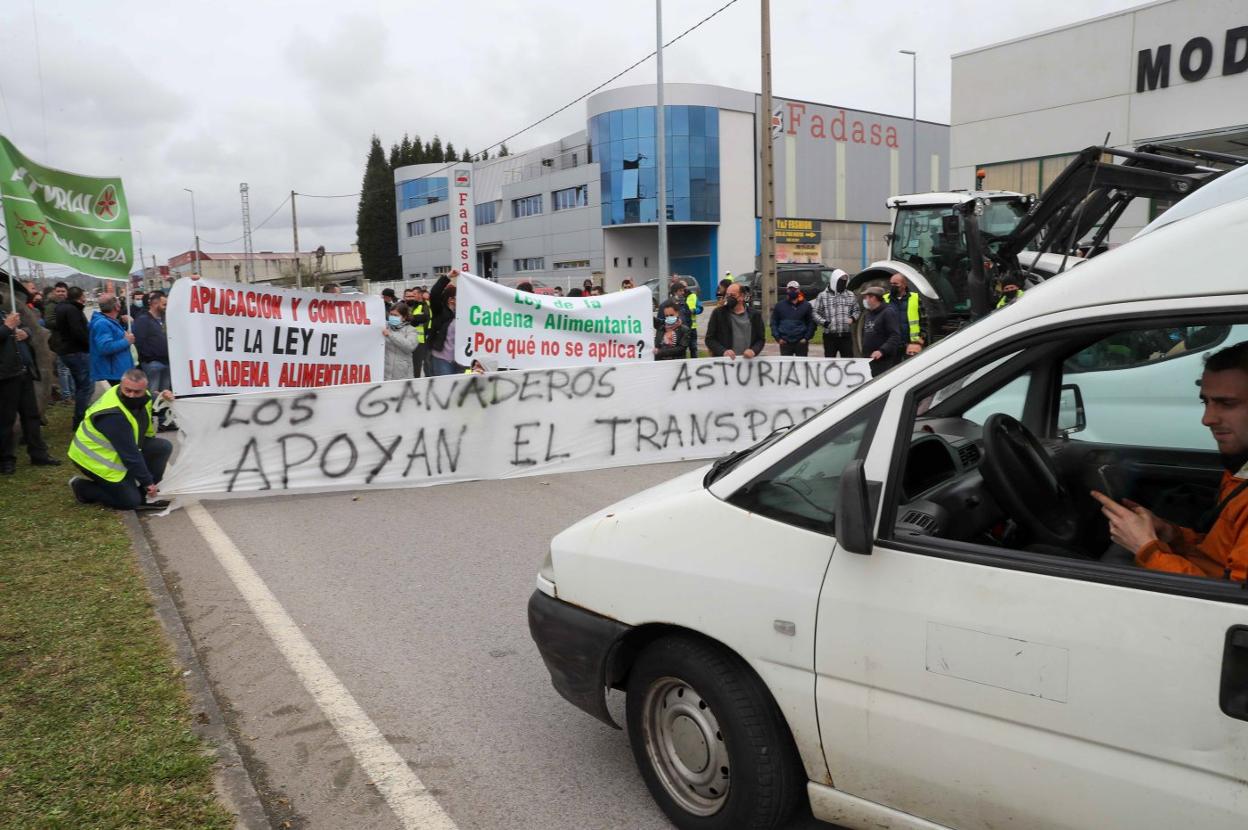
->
xmin=1093 ymin=341 xmax=1248 ymax=582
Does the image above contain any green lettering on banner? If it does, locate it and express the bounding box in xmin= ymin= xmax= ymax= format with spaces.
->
xmin=468 ymin=304 xmax=534 ymax=328
xmin=0 ymin=133 xmax=132 ymax=280
xmin=543 ymin=313 xmax=642 ymax=335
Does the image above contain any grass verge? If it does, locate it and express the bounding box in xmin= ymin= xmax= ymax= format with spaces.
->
xmin=0 ymin=403 xmax=232 ymax=829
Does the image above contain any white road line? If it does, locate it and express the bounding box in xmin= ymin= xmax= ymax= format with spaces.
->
xmin=184 ymin=501 xmax=458 ymax=830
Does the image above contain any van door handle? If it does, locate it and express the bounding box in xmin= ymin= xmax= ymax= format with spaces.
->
xmin=1221 ymin=626 xmax=1248 ymax=721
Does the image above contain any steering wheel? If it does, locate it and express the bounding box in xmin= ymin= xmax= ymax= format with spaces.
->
xmin=979 ymin=413 xmax=1081 ymax=549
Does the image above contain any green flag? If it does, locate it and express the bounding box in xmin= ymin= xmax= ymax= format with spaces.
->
xmin=0 ymin=134 xmax=133 ymax=280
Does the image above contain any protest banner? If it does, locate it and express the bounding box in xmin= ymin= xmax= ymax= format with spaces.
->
xmin=0 ymin=134 xmax=133 ymax=280
xmin=455 ymin=271 xmax=654 ymax=369
xmin=160 ymin=357 xmax=871 ymax=499
xmin=166 ymin=278 xmax=385 ymax=395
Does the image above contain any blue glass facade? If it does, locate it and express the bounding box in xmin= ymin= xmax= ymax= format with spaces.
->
xmin=398 ymin=177 xmax=448 ymax=210
xmin=589 ymin=105 xmax=719 ymax=226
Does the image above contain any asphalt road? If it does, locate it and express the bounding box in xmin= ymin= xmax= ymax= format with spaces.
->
xmin=143 ymin=460 xmax=832 ymax=830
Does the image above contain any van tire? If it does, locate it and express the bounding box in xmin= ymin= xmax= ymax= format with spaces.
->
xmin=624 ymin=635 xmax=803 ymax=830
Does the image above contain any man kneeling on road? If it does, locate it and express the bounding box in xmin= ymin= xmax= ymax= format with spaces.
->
xmin=68 ymin=368 xmax=174 ymax=511
xmin=1093 ymin=341 xmax=1248 ymax=582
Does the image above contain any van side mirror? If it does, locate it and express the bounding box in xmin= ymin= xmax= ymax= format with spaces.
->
xmin=837 ymin=459 xmax=875 ymax=555
xmin=1058 ymin=384 xmax=1086 ymax=436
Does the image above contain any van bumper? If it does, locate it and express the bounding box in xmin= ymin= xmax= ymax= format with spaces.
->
xmin=527 ymin=589 xmax=631 ymax=729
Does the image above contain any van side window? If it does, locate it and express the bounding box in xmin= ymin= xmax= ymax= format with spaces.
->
xmin=1062 ymin=325 xmax=1239 ymax=450
xmin=728 ymin=400 xmax=883 ymax=535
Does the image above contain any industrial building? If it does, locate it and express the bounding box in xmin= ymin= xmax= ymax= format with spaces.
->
xmin=952 ymin=0 xmax=1248 ymax=241
xmin=394 ymin=83 xmax=949 ymax=295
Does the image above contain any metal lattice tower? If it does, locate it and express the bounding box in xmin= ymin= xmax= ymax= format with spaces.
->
xmin=239 ymin=182 xmax=255 ymax=283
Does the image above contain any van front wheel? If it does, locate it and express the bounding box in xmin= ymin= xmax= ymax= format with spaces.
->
xmin=625 ymin=636 xmax=803 ymax=830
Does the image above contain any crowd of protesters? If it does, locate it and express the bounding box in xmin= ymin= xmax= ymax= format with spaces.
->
xmin=2 ymin=277 xmax=174 ymax=510
xmin=1 ymin=263 xmax=941 ymax=508
xmin=369 ymin=268 xmax=935 ymax=380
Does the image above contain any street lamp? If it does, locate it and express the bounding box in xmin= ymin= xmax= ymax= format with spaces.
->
xmin=899 ymin=49 xmax=917 ymax=193
xmin=182 ymin=187 xmax=201 ymax=277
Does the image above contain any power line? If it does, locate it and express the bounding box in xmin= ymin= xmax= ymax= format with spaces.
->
xmin=408 ymin=0 xmax=742 ymax=182
xmin=294 ymin=191 xmax=360 ymax=199
xmin=202 ymin=194 xmax=291 ymax=247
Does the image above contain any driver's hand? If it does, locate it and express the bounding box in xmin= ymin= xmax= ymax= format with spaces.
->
xmin=1122 ymin=498 xmax=1177 ymax=544
xmin=1091 ymin=491 xmax=1160 ymax=553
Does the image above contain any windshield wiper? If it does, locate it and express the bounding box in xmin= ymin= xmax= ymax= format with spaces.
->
xmin=704 ymin=427 xmax=791 ymax=486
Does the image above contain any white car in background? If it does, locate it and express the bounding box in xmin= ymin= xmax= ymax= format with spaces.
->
xmin=530 ymin=164 xmax=1248 ymax=829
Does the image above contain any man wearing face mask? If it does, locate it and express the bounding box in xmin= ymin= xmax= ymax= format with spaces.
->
xmin=812 ymin=269 xmax=859 ymax=358
xmin=996 ymin=280 xmax=1024 ymax=309
xmin=67 ymin=368 xmax=174 ymax=511
xmin=705 ymin=283 xmax=765 ymax=360
xmin=770 ymin=280 xmax=816 ymax=357
xmin=860 ymin=286 xmax=903 ymax=377
xmin=885 ymin=275 xmax=927 ymax=357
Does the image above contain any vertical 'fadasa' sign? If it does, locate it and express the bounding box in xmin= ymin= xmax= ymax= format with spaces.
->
xmin=451 ymin=167 xmax=476 ymax=275
xmin=0 ymin=134 xmax=133 ymax=280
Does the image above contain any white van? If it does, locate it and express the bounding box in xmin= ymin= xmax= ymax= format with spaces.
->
xmin=528 ymin=168 xmax=1248 ymax=830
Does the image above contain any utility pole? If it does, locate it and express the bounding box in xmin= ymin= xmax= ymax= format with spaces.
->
xmin=183 ymin=188 xmax=200 ymax=276
xmin=760 ymin=0 xmax=777 ymax=321
xmin=655 ymin=0 xmax=669 ymax=286
xmin=240 ymin=183 xmax=256 ymax=284
xmin=290 ymin=190 xmax=301 ymax=289
xmin=900 ymin=50 xmax=917 ymax=192
xmin=135 ymin=229 xmax=146 ymax=292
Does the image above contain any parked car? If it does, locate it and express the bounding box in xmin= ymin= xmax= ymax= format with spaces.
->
xmin=741 ymin=265 xmax=837 ymax=309
xmin=529 ymin=165 xmax=1248 ymax=830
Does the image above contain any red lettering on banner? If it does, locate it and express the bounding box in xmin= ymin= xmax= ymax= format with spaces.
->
xmin=189 ymin=359 xmax=210 ymax=387
xmin=214 ymin=359 xmax=271 ymax=387
xmin=277 ymin=362 xmax=373 ymax=387
xmin=187 ymin=285 xmax=283 ymax=319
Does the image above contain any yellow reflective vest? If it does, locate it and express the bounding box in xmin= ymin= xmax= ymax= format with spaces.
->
xmin=886 ymin=291 xmax=922 ymax=343
xmin=410 ymin=300 xmax=432 ymax=344
xmin=997 ymin=289 xmax=1025 ymax=309
xmin=686 ymin=292 xmax=699 ymax=330
xmin=68 ymin=385 xmax=154 ymax=482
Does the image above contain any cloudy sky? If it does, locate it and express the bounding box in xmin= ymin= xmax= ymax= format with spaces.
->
xmin=0 ymin=0 xmax=1144 ymax=276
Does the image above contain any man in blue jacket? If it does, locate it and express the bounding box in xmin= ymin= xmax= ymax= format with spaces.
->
xmin=89 ymin=296 xmax=135 ymax=386
xmin=770 ymin=280 xmax=816 ymax=357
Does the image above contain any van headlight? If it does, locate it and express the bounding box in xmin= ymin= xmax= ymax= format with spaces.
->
xmin=536 ymin=548 xmax=557 ymax=597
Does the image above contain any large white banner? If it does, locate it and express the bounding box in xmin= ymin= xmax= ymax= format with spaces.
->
xmin=161 ymin=357 xmax=870 ymax=499
xmin=167 ymin=278 xmax=385 ymax=395
xmin=455 ymin=271 xmax=655 ymax=369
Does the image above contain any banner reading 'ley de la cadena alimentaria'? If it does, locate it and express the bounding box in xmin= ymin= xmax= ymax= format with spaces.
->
xmin=0 ymin=134 xmax=133 ymax=280
xmin=167 ymin=278 xmax=385 ymax=395
xmin=455 ymin=271 xmax=655 ymax=369
xmin=159 ymin=357 xmax=871 ymax=499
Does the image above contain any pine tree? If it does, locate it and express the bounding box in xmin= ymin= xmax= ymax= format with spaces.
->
xmin=409 ymin=134 xmax=424 ymax=165
xmin=429 ymin=136 xmax=443 ymax=163
xmin=399 ymin=134 xmax=413 ymax=166
xmin=444 ymin=142 xmax=456 ymax=162
xmin=460 ymin=148 xmax=472 ymax=162
xmin=355 ymin=135 xmax=400 ymax=282
xmin=498 ymin=142 xmax=510 ymax=157
xmin=423 ymin=139 xmax=434 ymax=161
xmin=388 ymin=141 xmax=401 ymax=168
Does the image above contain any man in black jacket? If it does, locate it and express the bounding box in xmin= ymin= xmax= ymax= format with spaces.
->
xmin=861 ymin=286 xmax=903 ymax=377
xmin=1 ymin=304 xmax=59 ymax=474
xmin=52 ymin=286 xmax=92 ymax=428
xmin=705 ymin=283 xmax=765 ymax=360
xmin=132 ymin=290 xmax=172 ymax=430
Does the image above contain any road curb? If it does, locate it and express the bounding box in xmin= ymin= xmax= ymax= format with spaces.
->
xmin=122 ymin=511 xmax=272 ymax=830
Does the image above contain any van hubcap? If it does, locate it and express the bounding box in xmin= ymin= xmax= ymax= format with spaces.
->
xmin=641 ymin=677 xmax=730 ymax=815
